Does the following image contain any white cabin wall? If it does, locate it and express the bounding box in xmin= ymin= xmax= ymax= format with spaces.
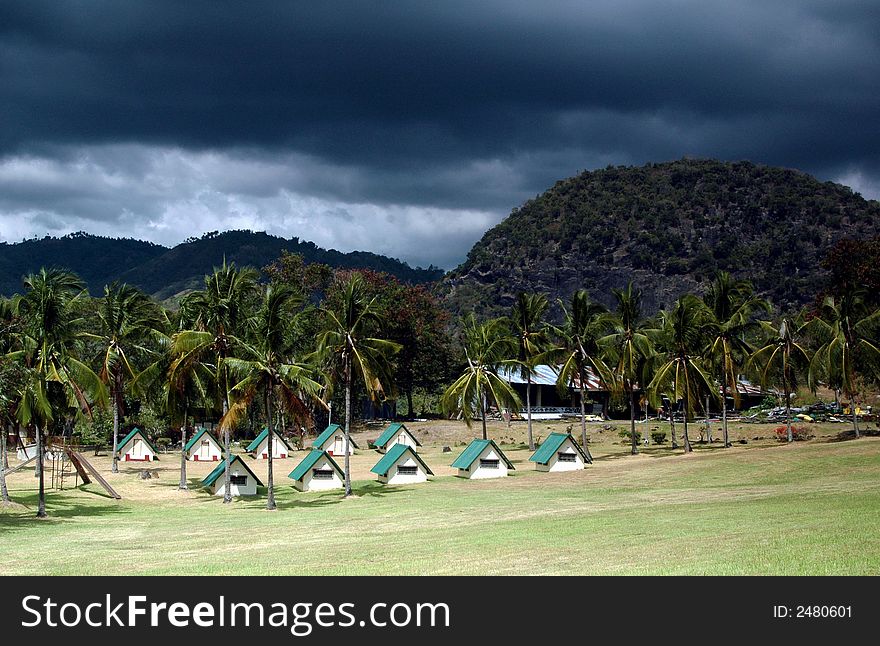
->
xmin=297 ymin=456 xmax=343 ymax=491
xmin=188 ymin=436 xmax=223 ymax=461
xmin=467 ymin=445 xmax=509 ymax=479
xmin=384 ymin=454 xmax=428 ymax=484
xmin=253 ymin=433 xmax=289 ymax=459
xmin=544 ymin=438 xmax=585 ymax=472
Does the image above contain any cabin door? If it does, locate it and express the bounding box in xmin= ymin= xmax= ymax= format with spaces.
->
xmin=133 ymin=438 xmax=143 ymax=459
xmin=333 ymin=435 xmax=344 ymax=455
xmin=200 ymin=440 xmax=210 ymax=460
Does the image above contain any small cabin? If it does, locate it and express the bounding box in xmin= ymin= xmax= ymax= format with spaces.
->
xmin=529 ymin=432 xmax=591 ymax=472
xmin=312 ymin=423 xmax=359 ymax=456
xmin=451 ymin=439 xmax=514 ymax=479
xmin=373 ymin=422 xmax=421 ymax=453
xmin=201 ymin=455 xmax=263 ymax=497
xmin=288 ymin=450 xmax=345 ymax=492
xmin=245 ymin=428 xmax=292 ymax=460
xmin=370 ymin=444 xmax=433 ymax=485
xmin=184 ymin=428 xmax=224 ymax=462
xmin=117 ymin=428 xmax=159 ymax=462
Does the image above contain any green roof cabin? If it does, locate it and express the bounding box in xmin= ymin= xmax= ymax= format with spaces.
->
xmin=288 ymin=450 xmax=344 ymax=492
xmin=201 ymin=455 xmax=263 ymax=497
xmin=245 ymin=428 xmax=293 ymax=460
xmin=451 ymin=439 xmax=514 ymax=479
xmin=312 ymin=423 xmax=358 ymax=456
xmin=374 ymin=422 xmax=421 ymax=453
xmin=184 ymin=428 xmax=224 ymax=462
xmin=529 ymin=432 xmax=591 ymax=472
xmin=117 ymin=427 xmax=159 ymax=463
xmin=370 ymin=444 xmax=433 ymax=485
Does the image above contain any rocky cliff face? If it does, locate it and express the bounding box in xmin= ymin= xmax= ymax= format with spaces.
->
xmin=443 ymin=159 xmax=880 ymax=317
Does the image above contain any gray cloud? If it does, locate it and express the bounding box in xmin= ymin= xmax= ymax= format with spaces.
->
xmin=0 ymin=1 xmax=878 ymax=268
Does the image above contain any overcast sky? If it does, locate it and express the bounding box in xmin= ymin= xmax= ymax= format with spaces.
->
xmin=1 ymin=1 xmax=878 ymax=268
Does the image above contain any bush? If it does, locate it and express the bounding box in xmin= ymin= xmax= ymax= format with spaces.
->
xmin=651 ymin=431 xmax=667 ymax=444
xmin=775 ymin=425 xmax=813 ymax=441
xmin=155 ymin=437 xmax=172 ymax=452
xmin=74 ymin=409 xmax=112 ymax=453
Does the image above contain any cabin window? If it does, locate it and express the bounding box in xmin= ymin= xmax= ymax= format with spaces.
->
xmin=397 ymin=465 xmax=418 ymax=476
xmin=230 ymin=474 xmax=248 ymax=486
xmin=312 ymin=469 xmax=334 ymax=480
xmin=557 ymin=452 xmax=576 ymax=462
xmin=479 ymin=459 xmax=500 ymax=469
xmin=201 ymin=440 xmax=210 ymax=448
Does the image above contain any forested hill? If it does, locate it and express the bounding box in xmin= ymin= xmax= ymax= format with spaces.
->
xmin=0 ymin=230 xmax=444 ymax=299
xmin=0 ymin=233 xmax=165 ymax=297
xmin=443 ymin=159 xmax=880 ymax=317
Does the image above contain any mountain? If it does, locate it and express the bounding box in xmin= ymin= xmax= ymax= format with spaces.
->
xmin=443 ymin=159 xmax=880 ymax=317
xmin=0 ymin=230 xmax=444 ymax=299
xmin=0 ymin=233 xmax=166 ymax=296
xmin=117 ymin=230 xmax=444 ymax=300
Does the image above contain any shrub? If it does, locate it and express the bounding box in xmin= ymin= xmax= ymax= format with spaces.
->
xmin=74 ymin=409 xmax=112 ymax=453
xmin=775 ymin=425 xmax=813 ymax=441
xmin=155 ymin=437 xmax=172 ymax=452
xmin=651 ymin=431 xmax=667 ymax=444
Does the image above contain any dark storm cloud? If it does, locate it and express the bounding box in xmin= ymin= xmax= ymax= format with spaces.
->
xmin=0 ymin=1 xmax=878 ymax=267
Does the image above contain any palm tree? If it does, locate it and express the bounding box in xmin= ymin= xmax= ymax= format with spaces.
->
xmin=602 ymin=284 xmax=654 ymax=455
xmin=160 ymin=350 xmax=212 ymax=490
xmin=802 ymin=289 xmax=880 ymax=438
xmin=648 ymin=295 xmax=716 ymax=453
xmin=0 ymin=298 xmax=20 ymax=498
xmin=221 ymin=284 xmax=324 ymax=509
xmin=703 ymin=273 xmax=769 ymax=447
xmin=749 ymin=317 xmax=810 ymax=443
xmin=86 ymin=283 xmax=167 ymax=473
xmin=511 ymin=293 xmax=549 ymax=451
xmin=642 ymin=348 xmax=679 ymax=449
xmin=6 ymin=269 xmax=106 ymax=517
xmin=313 ymin=274 xmax=400 ymax=496
xmin=0 ymin=307 xmax=27 ymax=503
xmin=171 ymin=261 xmax=258 ymax=503
xmin=541 ymin=290 xmax=612 ymax=458
xmin=441 ymin=314 xmax=521 ymax=441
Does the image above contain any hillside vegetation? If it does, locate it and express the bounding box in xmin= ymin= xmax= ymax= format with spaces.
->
xmin=444 ymin=159 xmax=880 ymax=317
xmin=0 ymin=230 xmax=443 ymax=299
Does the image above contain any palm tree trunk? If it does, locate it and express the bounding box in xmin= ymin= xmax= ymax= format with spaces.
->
xmin=36 ymin=424 xmax=46 ymax=517
xmin=480 ymin=389 xmax=488 ymax=441
xmin=783 ymin=373 xmax=792 ymax=443
xmin=178 ymin=422 xmax=188 ymax=490
xmin=629 ymin=388 xmax=638 ymax=455
xmin=705 ymin=394 xmax=712 ymax=443
xmin=669 ymin=406 xmax=678 ymax=449
xmin=222 ymin=396 xmax=232 ymax=504
xmin=111 ymin=383 xmax=120 ymax=474
xmin=266 ymin=390 xmax=276 ymax=510
xmin=852 ymin=401 xmax=860 ymax=438
xmin=721 ymin=379 xmax=729 ymax=447
xmin=579 ymin=378 xmax=592 ymax=461
xmin=526 ymin=374 xmax=534 ymax=451
xmin=682 ymin=394 xmax=692 ymax=453
xmin=343 ymin=358 xmax=353 ymax=497
xmin=1 ymin=425 xmax=10 ymax=503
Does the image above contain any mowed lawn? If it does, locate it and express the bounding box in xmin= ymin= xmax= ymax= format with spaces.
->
xmin=1 ymin=423 xmax=879 ymax=575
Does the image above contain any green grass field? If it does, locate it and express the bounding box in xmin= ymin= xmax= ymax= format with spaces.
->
xmin=2 ymin=420 xmax=879 ymax=575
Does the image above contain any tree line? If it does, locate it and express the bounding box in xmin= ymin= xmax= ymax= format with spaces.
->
xmin=1 ymin=239 xmax=878 ymax=517
xmin=0 ymin=253 xmax=453 ymax=516
xmin=443 ymin=270 xmax=879 ymax=457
